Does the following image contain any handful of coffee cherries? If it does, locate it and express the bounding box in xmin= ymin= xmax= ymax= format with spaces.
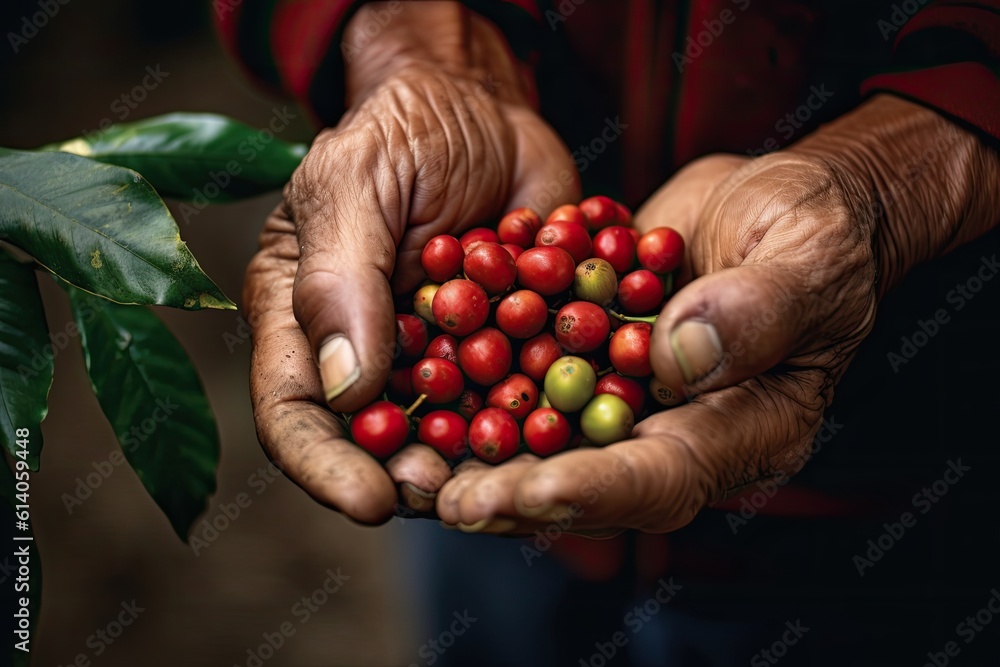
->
xmin=349 ymin=196 xmax=685 ymax=463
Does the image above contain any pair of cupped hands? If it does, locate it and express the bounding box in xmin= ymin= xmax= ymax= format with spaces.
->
xmin=242 ymin=4 xmax=996 ymax=537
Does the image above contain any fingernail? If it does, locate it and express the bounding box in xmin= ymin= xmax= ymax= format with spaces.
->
xmin=401 ymin=482 xmax=436 ymax=513
xmin=478 ymin=518 xmax=518 ymax=534
xmin=458 ymin=519 xmax=490 ymax=533
xmin=514 ymin=498 xmax=553 ymax=518
xmin=670 ymin=320 xmax=722 ymax=384
xmin=319 ymin=335 xmax=360 ymax=402
xmin=439 ymin=521 xmax=458 ymax=530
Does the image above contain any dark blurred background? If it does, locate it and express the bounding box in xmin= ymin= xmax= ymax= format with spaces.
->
xmin=0 ymin=1 xmax=417 ymax=665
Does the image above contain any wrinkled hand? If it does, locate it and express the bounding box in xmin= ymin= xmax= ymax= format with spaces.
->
xmin=437 ymin=94 xmax=998 ymax=536
xmin=435 ymin=151 xmax=876 ymax=534
xmin=243 ymin=4 xmax=578 ymax=524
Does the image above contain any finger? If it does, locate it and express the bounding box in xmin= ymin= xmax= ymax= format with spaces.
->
xmin=508 ymin=373 xmax=827 ymax=532
xmin=435 ymin=459 xmax=492 ymax=525
xmin=244 ymin=214 xmax=397 ymax=524
xmin=505 ymin=106 xmax=581 ymax=217
xmin=649 ymin=263 xmax=808 ymax=395
xmin=385 ymin=444 xmax=453 ymax=514
xmin=289 ymin=133 xmax=403 ymax=413
xmin=633 ymin=154 xmax=747 ymax=241
xmin=449 ymin=453 xmax=541 ymax=527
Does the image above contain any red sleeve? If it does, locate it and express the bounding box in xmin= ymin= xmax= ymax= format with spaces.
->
xmin=213 ymin=0 xmax=543 ymax=127
xmin=861 ymin=0 xmax=1000 ymax=142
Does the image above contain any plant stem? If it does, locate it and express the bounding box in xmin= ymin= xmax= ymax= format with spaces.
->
xmin=404 ymin=394 xmax=428 ymax=417
xmin=607 ymin=309 xmax=658 ymax=324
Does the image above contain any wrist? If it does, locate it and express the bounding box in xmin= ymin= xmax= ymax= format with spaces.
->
xmin=788 ymin=94 xmax=1000 ymax=299
xmin=343 ymin=1 xmax=533 ymax=108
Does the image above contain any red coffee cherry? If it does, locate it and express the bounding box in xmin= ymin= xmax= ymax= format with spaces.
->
xmin=515 ymin=246 xmax=576 ymax=295
xmin=456 ymin=389 xmax=484 ymax=421
xmin=496 ymin=290 xmax=548 ymax=339
xmin=486 ymin=373 xmax=538 ymax=420
xmin=421 ymin=235 xmax=464 ymax=283
xmin=458 ymin=327 xmax=512 ymax=386
xmin=425 ymin=334 xmax=459 ymax=364
xmin=468 ymin=408 xmax=520 ymax=463
xmin=636 ymin=227 xmax=684 ymax=274
xmin=432 ymin=279 xmax=489 ymax=336
xmin=523 ymin=408 xmax=572 ymax=456
xmin=554 ymin=301 xmax=611 ymax=353
xmin=618 ymin=270 xmax=665 ymax=314
xmin=418 ymin=410 xmax=469 ymax=459
xmin=545 ymin=204 xmax=587 ymax=228
xmin=396 ymin=314 xmax=428 ymax=357
xmin=497 ymin=207 xmax=543 ymax=247
xmin=459 ymin=227 xmax=500 ymax=250
xmin=412 ymin=357 xmax=465 ymax=403
xmin=350 ymin=401 xmax=409 ymax=458
xmin=592 ymin=225 xmax=637 ymax=273
xmin=579 ymin=195 xmax=619 ymax=231
xmin=535 ymin=220 xmax=593 ymax=264
xmin=463 ymin=242 xmax=517 ymax=295
xmin=608 ymin=323 xmax=652 ymax=377
xmin=518 ymin=333 xmax=563 ymax=382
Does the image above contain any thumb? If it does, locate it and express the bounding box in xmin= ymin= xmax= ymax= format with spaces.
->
xmin=648 ymin=264 xmax=805 ymax=396
xmin=291 ymin=188 xmax=400 ymax=414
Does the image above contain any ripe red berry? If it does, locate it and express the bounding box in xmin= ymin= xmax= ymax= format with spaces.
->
xmin=396 ymin=314 xmax=428 ymax=357
xmin=535 ymin=220 xmax=593 ymax=264
xmin=608 ymin=323 xmax=652 ymax=377
xmin=496 ymin=290 xmax=548 ymax=339
xmin=501 ymin=244 xmax=524 ymax=262
xmin=545 ymin=204 xmax=586 ymax=228
xmin=515 ymin=246 xmax=575 ymax=295
xmin=579 ymin=196 xmax=619 ymax=231
xmin=388 ymin=366 xmax=414 ymax=400
xmin=458 ymin=328 xmax=512 ymax=386
xmin=456 ymin=389 xmax=484 ymax=420
xmin=425 ymin=334 xmax=459 ymax=364
xmin=636 ymin=227 xmax=684 ymax=274
xmin=497 ymin=207 xmax=543 ymax=247
xmin=592 ymin=225 xmax=637 ymax=273
xmin=459 ymin=227 xmax=500 ymax=250
xmin=522 ymin=408 xmax=571 ymax=456
xmin=595 ymin=373 xmax=645 ymax=416
xmin=412 ymin=357 xmax=465 ymax=403
xmin=618 ymin=270 xmax=664 ymax=314
xmin=463 ymin=242 xmax=517 ymax=295
xmin=417 ymin=410 xmax=469 ymax=459
xmin=432 ymin=279 xmax=489 ymax=336
xmin=626 ymin=227 xmax=640 ymax=246
xmin=615 ymin=203 xmax=633 ymax=225
xmin=518 ymin=333 xmax=563 ymax=382
xmin=350 ymin=401 xmax=409 ymax=458
xmin=486 ymin=373 xmax=538 ymax=420
xmin=554 ymin=301 xmax=611 ymax=353
xmin=421 ymin=235 xmax=464 ymax=283
xmin=468 ymin=408 xmax=520 ymax=463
